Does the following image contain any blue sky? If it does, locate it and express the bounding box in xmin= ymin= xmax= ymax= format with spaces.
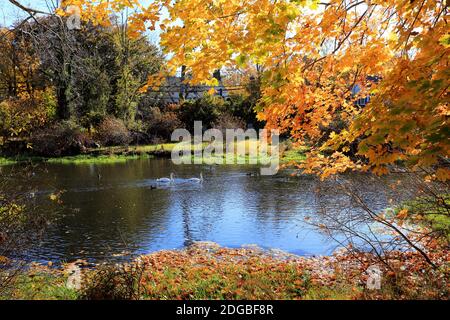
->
xmin=1 ymin=0 xmax=164 ymax=44
xmin=1 ymin=0 xmax=51 ymax=26
xmin=0 ymin=0 xmax=159 ymax=26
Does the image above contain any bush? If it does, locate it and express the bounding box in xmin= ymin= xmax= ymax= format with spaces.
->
xmin=0 ymin=166 xmax=56 ymax=296
xmin=129 ymin=130 xmax=152 ymax=145
xmin=226 ymin=93 xmax=264 ymax=130
xmin=212 ymin=112 xmax=245 ymax=132
xmin=30 ymin=121 xmax=93 ymax=157
xmin=0 ymin=90 xmax=57 ymax=153
xmin=146 ymin=106 xmax=182 ymax=141
xmin=178 ymin=95 xmax=226 ymax=132
xmin=81 ymin=263 xmax=144 ymax=300
xmin=95 ymin=117 xmax=131 ymax=147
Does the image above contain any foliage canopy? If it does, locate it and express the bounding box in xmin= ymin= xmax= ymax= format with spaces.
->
xmin=55 ymin=0 xmax=449 ymax=179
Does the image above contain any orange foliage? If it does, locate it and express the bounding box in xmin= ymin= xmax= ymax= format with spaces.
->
xmin=55 ymin=0 xmax=449 ymax=179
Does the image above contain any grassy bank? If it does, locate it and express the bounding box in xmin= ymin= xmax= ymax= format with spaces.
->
xmin=46 ymin=154 xmax=152 ymax=165
xmin=0 ymin=244 xmax=356 ymax=300
xmin=2 ymin=242 xmax=447 ymax=300
xmin=1 ymin=267 xmax=78 ymax=300
xmin=0 ymin=141 xmax=307 ymax=166
xmin=130 ymin=244 xmax=356 ymax=300
xmin=0 ymin=153 xmax=153 ymax=166
xmin=0 ymin=157 xmax=16 ymax=166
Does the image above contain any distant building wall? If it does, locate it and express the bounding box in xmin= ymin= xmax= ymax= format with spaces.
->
xmin=147 ymin=69 xmax=229 ymax=104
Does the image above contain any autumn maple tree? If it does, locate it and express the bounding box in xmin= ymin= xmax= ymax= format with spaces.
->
xmin=22 ymin=0 xmax=450 ymax=180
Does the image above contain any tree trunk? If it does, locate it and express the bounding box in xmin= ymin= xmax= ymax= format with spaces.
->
xmin=57 ymin=86 xmax=69 ymax=120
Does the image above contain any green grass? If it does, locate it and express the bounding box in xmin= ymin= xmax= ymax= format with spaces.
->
xmin=0 ymin=155 xmax=48 ymax=166
xmin=7 ymin=240 xmax=446 ymax=300
xmin=0 ymin=154 xmax=152 ymax=166
xmin=46 ymin=154 xmax=152 ymax=165
xmin=0 ymin=157 xmax=16 ymax=165
xmin=78 ymin=246 xmax=363 ymax=300
xmin=1 ymin=256 xmax=356 ymax=300
xmin=302 ymin=285 xmax=359 ymax=300
xmin=398 ymin=194 xmax=450 ymax=242
xmin=140 ymin=263 xmax=309 ymax=299
xmin=281 ymin=148 xmax=307 ymax=163
xmin=177 ymin=154 xmax=276 ymax=165
xmin=0 ymin=142 xmax=307 ymax=166
xmin=92 ymin=143 xmax=178 ymax=154
xmin=1 ymin=271 xmax=78 ymax=300
xmin=174 ymin=140 xmax=307 ymax=165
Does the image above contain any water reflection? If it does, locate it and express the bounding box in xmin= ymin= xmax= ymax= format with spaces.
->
xmin=3 ymin=158 xmax=408 ymax=263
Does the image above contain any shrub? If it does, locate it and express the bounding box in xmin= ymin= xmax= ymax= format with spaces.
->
xmin=146 ymin=106 xmax=182 ymax=141
xmin=30 ymin=121 xmax=92 ymax=157
xmin=178 ymin=95 xmax=226 ymax=132
xmin=212 ymin=112 xmax=246 ymax=132
xmin=0 ymin=90 xmax=57 ymax=153
xmin=81 ymin=263 xmax=144 ymax=300
xmin=95 ymin=117 xmax=131 ymax=147
xmin=129 ymin=130 xmax=152 ymax=145
xmin=226 ymin=93 xmax=264 ymax=129
xmin=0 ymin=166 xmax=56 ymax=296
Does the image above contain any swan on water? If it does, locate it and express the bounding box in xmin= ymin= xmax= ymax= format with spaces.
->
xmin=157 ymin=173 xmax=174 ymax=183
xmin=189 ymin=172 xmax=203 ymax=183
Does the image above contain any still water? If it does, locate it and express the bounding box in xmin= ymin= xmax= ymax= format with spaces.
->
xmin=6 ymin=158 xmax=403 ymax=263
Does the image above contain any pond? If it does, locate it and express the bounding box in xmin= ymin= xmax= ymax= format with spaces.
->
xmin=5 ymin=158 xmax=406 ymax=264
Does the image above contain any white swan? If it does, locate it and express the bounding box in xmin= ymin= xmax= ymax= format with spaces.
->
xmin=189 ymin=172 xmax=203 ymax=183
xmin=157 ymin=173 xmax=174 ymax=184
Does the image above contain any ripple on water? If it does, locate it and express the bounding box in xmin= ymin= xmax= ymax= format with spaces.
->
xmin=8 ymin=159 xmax=412 ymax=263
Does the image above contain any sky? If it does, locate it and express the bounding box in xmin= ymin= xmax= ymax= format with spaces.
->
xmin=0 ymin=0 xmax=54 ymax=27
xmin=0 ymin=0 xmax=163 ymax=44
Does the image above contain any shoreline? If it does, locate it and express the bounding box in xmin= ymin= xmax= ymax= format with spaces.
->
xmin=1 ymin=242 xmax=353 ymax=300
xmin=2 ymin=241 xmax=447 ymax=300
xmin=0 ymin=143 xmax=307 ymax=166
xmin=7 ymin=242 xmax=332 ymax=270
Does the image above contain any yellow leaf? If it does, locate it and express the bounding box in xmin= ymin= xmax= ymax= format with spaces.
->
xmin=397 ymin=209 xmax=408 ymax=220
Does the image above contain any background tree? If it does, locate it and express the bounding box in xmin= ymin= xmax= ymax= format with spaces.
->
xmin=6 ymin=0 xmax=449 ymax=180
xmin=54 ymin=0 xmax=447 ymax=180
xmin=111 ymin=21 xmax=163 ymax=126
